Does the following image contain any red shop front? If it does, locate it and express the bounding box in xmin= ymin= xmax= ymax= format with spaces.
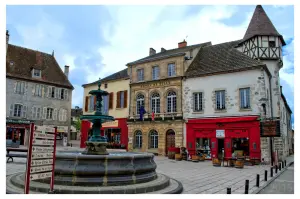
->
xmin=80 ymin=118 xmax=128 ymax=150
xmin=186 ymin=116 xmax=261 ymax=160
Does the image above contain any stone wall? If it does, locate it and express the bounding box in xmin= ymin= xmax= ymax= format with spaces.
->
xmin=128 ymin=120 xmax=184 ymax=155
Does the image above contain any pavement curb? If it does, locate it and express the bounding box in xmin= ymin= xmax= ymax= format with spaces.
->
xmin=252 ymin=161 xmax=294 ymax=194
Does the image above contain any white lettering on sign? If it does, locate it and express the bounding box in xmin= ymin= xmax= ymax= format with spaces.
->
xmin=216 ymin=130 xmax=225 ymax=138
xmin=31 ymin=152 xmax=53 ymax=160
xmin=32 ymin=139 xmax=54 ymax=146
xmin=31 ymin=159 xmax=53 ymax=167
xmin=32 ymin=146 xmax=54 ymax=153
xmin=30 ymin=172 xmax=52 ymax=181
xmin=30 ymin=165 xmax=53 ymax=174
xmin=34 ymin=132 xmax=55 ymax=140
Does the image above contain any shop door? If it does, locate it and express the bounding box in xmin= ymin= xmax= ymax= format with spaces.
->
xmin=224 ymin=138 xmax=231 ymax=159
xmin=211 ymin=138 xmax=218 ymax=159
xmin=166 ymin=130 xmax=175 ymax=155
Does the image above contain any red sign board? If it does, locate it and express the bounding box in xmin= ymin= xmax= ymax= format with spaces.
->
xmin=24 ymin=123 xmax=58 ymax=194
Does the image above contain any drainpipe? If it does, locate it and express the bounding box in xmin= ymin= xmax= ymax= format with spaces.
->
xmin=268 ymin=73 xmax=274 ymax=165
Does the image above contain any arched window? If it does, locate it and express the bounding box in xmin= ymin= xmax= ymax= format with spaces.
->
xmin=151 ymin=92 xmax=160 ymax=113
xmin=134 ymin=131 xmax=142 ymax=149
xmin=136 ymin=94 xmax=145 ymax=114
xmin=149 ymin=130 xmax=158 ymax=148
xmin=167 ymin=91 xmax=177 ymax=113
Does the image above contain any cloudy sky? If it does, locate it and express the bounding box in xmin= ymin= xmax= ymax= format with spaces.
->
xmin=6 ymin=5 xmax=294 ymax=123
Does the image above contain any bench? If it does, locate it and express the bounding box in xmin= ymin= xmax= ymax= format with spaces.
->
xmin=6 ymin=148 xmax=28 ymax=163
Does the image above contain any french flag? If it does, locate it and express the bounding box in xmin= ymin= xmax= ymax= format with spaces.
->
xmin=151 ymin=112 xmax=155 ymax=121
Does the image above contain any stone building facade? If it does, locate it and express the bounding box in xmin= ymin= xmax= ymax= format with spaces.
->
xmin=126 ymin=41 xmax=211 ymax=155
xmin=182 ymin=5 xmax=292 ymax=163
xmin=6 ymin=31 xmax=74 ymax=146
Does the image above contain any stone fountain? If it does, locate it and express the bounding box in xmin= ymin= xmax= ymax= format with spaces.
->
xmin=6 ymin=79 xmax=183 ymax=194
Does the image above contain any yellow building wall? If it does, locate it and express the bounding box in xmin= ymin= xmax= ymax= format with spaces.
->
xmin=82 ymin=78 xmax=130 ymax=119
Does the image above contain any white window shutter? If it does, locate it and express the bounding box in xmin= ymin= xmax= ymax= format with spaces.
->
xmin=25 ymin=82 xmax=28 ymax=95
xmin=9 ymin=104 xmax=14 ymax=116
xmin=48 ymin=87 xmax=52 ymax=98
xmin=64 ymin=109 xmax=67 ymax=121
xmin=32 ymin=85 xmax=36 ymax=96
xmin=53 ymin=108 xmax=58 ymax=120
xmin=57 ymin=88 xmax=61 ymax=99
xmin=64 ymin=90 xmax=68 ymax=101
xmin=31 ymin=107 xmax=34 ymax=119
xmin=22 ymin=105 xmax=27 ymax=118
xmin=14 ymin=82 xmax=17 ymax=93
xmin=44 ymin=86 xmax=48 ymax=98
xmin=43 ymin=107 xmax=47 ymax=119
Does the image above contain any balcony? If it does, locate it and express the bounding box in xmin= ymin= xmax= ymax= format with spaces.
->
xmin=127 ymin=112 xmax=183 ymax=122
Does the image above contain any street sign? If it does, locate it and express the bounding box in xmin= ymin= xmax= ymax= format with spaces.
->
xmin=32 ymin=146 xmax=54 ymax=153
xmin=34 ymin=132 xmax=55 ymax=139
xmin=31 ymin=152 xmax=53 ymax=160
xmin=31 ymin=159 xmax=53 ymax=166
xmin=32 ymin=139 xmax=54 ymax=146
xmin=29 ymin=172 xmax=52 ymax=181
xmin=30 ymin=165 xmax=53 ymax=174
xmin=24 ymin=123 xmax=58 ymax=194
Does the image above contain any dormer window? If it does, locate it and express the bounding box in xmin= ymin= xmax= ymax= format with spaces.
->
xmin=32 ymin=69 xmax=41 ymax=78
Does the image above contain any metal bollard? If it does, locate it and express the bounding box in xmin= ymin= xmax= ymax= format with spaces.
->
xmin=285 ymin=160 xmax=287 ymax=167
xmin=275 ymin=165 xmax=278 ymax=173
xmin=245 ymin=180 xmax=249 ymax=194
xmin=256 ymin=174 xmax=260 ymax=187
xmin=271 ymin=167 xmax=273 ymax=177
xmin=279 ymin=163 xmax=282 ymax=171
xmin=227 ymin=188 xmax=231 ymax=194
xmin=265 ymin=170 xmax=268 ymax=181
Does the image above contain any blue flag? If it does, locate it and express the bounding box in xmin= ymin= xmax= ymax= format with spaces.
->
xmin=139 ymin=106 xmax=146 ymax=120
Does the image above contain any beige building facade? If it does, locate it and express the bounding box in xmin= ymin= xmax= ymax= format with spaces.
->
xmin=126 ymin=41 xmax=211 ymax=155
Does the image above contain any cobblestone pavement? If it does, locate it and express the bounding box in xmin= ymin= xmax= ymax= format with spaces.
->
xmin=6 ymin=150 xmax=294 ymax=194
xmin=259 ymin=164 xmax=294 ymax=194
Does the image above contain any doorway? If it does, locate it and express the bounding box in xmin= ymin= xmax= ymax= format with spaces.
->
xmin=165 ymin=130 xmax=175 ymax=155
xmin=19 ymin=129 xmax=25 ymax=145
xmin=217 ymin=138 xmax=224 ymax=159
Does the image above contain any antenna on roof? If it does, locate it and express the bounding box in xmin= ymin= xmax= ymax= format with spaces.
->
xmin=52 ymin=50 xmax=54 ymax=57
xmin=185 ymin=35 xmax=188 ymax=40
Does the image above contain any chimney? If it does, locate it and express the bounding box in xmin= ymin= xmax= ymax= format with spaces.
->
xmin=161 ymin=47 xmax=166 ymax=53
xmin=6 ymin=30 xmax=9 ymax=54
xmin=64 ymin=65 xmax=69 ymax=78
xmin=149 ymin=48 xmax=156 ymax=56
xmin=178 ymin=39 xmax=187 ymax=48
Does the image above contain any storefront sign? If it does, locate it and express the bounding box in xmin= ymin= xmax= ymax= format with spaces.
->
xmin=25 ymin=124 xmax=58 ymax=194
xmin=260 ymin=120 xmax=280 ymax=137
xmin=216 ymin=130 xmax=225 ymax=138
xmin=6 ymin=119 xmax=31 ymax=124
xmin=140 ymin=81 xmax=171 ymax=88
xmin=102 ymin=120 xmax=119 ymax=128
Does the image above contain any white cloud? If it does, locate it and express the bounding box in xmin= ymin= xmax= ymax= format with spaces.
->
xmin=62 ymin=54 xmax=76 ymax=71
xmin=95 ymin=5 xmax=252 ymax=83
xmin=280 ymin=40 xmax=294 ymax=90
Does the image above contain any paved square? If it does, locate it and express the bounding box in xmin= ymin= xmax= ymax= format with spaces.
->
xmin=6 ymin=149 xmax=293 ymax=194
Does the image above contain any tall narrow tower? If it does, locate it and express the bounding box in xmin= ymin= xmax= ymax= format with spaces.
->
xmin=238 ymin=5 xmax=286 ymax=119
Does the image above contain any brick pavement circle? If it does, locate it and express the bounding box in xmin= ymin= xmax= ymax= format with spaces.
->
xmin=6 ymin=153 xmax=294 ymax=194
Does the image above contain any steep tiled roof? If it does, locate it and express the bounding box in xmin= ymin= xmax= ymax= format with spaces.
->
xmin=185 ymin=40 xmax=266 ymax=78
xmin=82 ymin=68 xmax=129 ymax=87
xmin=6 ymin=44 xmax=74 ymax=89
xmin=126 ymin=42 xmax=212 ymax=66
xmin=241 ymin=5 xmax=285 ymax=45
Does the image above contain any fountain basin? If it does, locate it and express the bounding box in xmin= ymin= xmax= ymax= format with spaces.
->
xmin=37 ymin=151 xmax=157 ymax=186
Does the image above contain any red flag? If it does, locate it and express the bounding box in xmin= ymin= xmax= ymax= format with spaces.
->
xmin=152 ymin=112 xmax=154 ymax=121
